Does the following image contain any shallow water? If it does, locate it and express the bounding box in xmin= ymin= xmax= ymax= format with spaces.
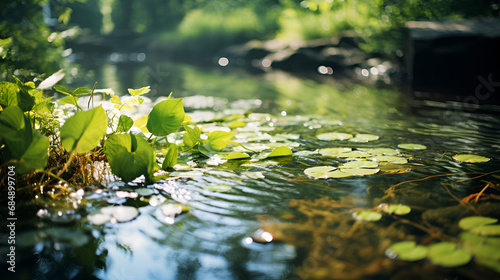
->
xmin=3 ymin=55 xmax=500 ymax=280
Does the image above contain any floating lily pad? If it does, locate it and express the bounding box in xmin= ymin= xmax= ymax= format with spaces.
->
xmin=339 ymin=168 xmax=380 ymax=176
xmin=469 ymin=225 xmax=500 ymax=236
xmin=135 ymin=188 xmax=155 ymax=197
xmin=459 ymin=216 xmax=498 ymax=231
xmin=453 ymin=154 xmax=491 ymax=163
xmin=203 ymin=184 xmax=232 ymax=192
xmin=398 ymin=143 xmax=427 ymax=150
xmin=354 ymin=211 xmax=382 ymax=221
xmin=383 ymin=204 xmax=411 ymax=215
xmin=427 ymin=242 xmax=472 ymax=267
xmin=101 ymin=206 xmax=139 ymax=223
xmin=318 ymin=147 xmax=352 ymax=156
xmin=304 ymin=166 xmax=337 ymax=179
xmin=349 ymin=134 xmax=379 ymax=142
xmin=365 ymin=148 xmax=398 ymax=156
xmin=327 ymin=170 xmax=354 ymax=178
xmin=337 ymin=151 xmax=371 ymax=158
xmin=294 ymin=150 xmax=318 ymax=156
xmin=226 ymin=152 xmax=251 ymax=160
xmin=386 ymin=241 xmax=428 ymax=261
xmin=341 ymin=160 xmax=378 ymax=169
xmin=370 ymin=155 xmax=408 ymax=164
xmin=460 ymin=232 xmax=500 ymax=271
xmin=316 ymin=132 xmax=353 ymax=141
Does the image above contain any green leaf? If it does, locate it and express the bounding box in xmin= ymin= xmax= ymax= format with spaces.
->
xmin=341 ymin=160 xmax=378 ymax=169
xmin=128 ymin=86 xmax=150 ymax=96
xmin=339 ymin=168 xmax=380 ymax=176
xmin=386 ymin=241 xmax=428 ymax=261
xmin=304 ymin=166 xmax=337 ymax=179
xmin=206 ymin=130 xmax=235 ymax=151
xmin=16 ymin=131 xmax=49 ymax=174
xmin=116 ymin=115 xmax=134 ymax=133
xmin=453 ymin=154 xmax=490 ymax=163
xmin=57 ymin=95 xmax=78 ymax=106
xmin=383 ymin=204 xmax=411 ymax=215
xmin=318 ymin=147 xmax=352 ymax=156
xmin=317 ymin=132 xmax=353 ymax=141
xmin=370 ymin=155 xmax=408 ymax=164
xmin=349 ymin=134 xmax=379 ymax=142
xmin=53 ymin=85 xmax=73 ymax=96
xmin=469 ymin=225 xmax=500 ymax=236
xmin=266 ymin=146 xmax=293 ymax=158
xmin=12 ymin=77 xmax=35 ymax=112
xmin=72 ymin=87 xmax=92 ymax=95
xmin=60 ymin=105 xmax=108 ymax=153
xmin=0 ymin=106 xmax=32 ymax=159
xmin=146 ymin=98 xmax=185 ymax=136
xmin=162 ymin=143 xmax=178 ymax=169
xmin=365 ymin=148 xmax=398 ymax=155
xmin=427 ymin=242 xmax=471 ymax=267
xmin=0 ymin=82 xmax=19 ymax=109
xmin=183 ymin=124 xmax=201 ymax=148
xmin=459 ymin=216 xmax=498 ymax=231
xmin=203 ymin=184 xmax=232 ymax=192
xmin=398 ymin=143 xmax=427 ymax=150
xmin=226 ymin=152 xmax=250 ymax=160
xmin=354 ymin=211 xmax=382 ymax=221
xmin=104 ymin=133 xmax=155 ymax=182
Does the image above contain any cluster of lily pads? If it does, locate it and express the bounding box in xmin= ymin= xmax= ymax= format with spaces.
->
xmin=386 ymin=216 xmax=500 ymax=270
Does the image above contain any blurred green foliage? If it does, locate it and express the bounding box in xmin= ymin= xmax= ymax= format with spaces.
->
xmin=0 ymin=0 xmax=81 ymax=80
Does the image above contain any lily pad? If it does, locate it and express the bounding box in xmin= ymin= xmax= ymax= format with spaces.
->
xmin=304 ymin=166 xmax=337 ymax=179
xmin=354 ymin=211 xmax=382 ymax=221
xmin=459 ymin=216 xmax=498 ymax=231
xmin=453 ymin=154 xmax=490 ymax=163
xmin=383 ymin=204 xmax=411 ymax=215
xmin=336 ymin=151 xmax=371 ymax=158
xmin=318 ymin=147 xmax=352 ymax=157
xmin=398 ymin=143 xmax=427 ymax=150
xmin=101 ymin=206 xmax=139 ymax=223
xmin=265 ymin=146 xmax=293 ymax=158
xmin=370 ymin=155 xmax=408 ymax=164
xmin=349 ymin=134 xmax=379 ymax=142
xmin=226 ymin=152 xmax=251 ymax=160
xmin=316 ymin=132 xmax=353 ymax=141
xmin=341 ymin=160 xmax=378 ymax=169
xmin=135 ymin=188 xmax=155 ymax=197
xmin=339 ymin=168 xmax=380 ymax=176
xmin=386 ymin=241 xmax=428 ymax=261
xmin=469 ymin=225 xmax=500 ymax=236
xmin=365 ymin=148 xmax=398 ymax=156
xmin=427 ymin=242 xmax=472 ymax=267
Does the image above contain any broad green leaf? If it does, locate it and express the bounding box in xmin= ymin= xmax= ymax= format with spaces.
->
xmin=183 ymin=125 xmax=201 ymax=148
xmin=16 ymin=131 xmax=49 ymax=174
xmin=317 ymin=132 xmax=353 ymax=141
xmin=386 ymin=241 xmax=428 ymax=261
xmin=336 ymin=151 xmax=371 ymax=158
xmin=104 ymin=133 xmax=155 ymax=182
xmin=12 ymin=76 xmax=34 ymax=112
xmin=453 ymin=154 xmax=490 ymax=163
xmin=460 ymin=232 xmax=500 ymax=269
xmin=147 ymin=98 xmax=185 ymax=136
xmin=304 ymin=166 xmax=337 ymax=179
xmin=116 ymin=115 xmax=134 ymax=133
xmin=53 ymin=85 xmax=73 ymax=95
xmin=57 ymin=95 xmax=78 ymax=106
xmin=0 ymin=81 xmax=19 ymax=109
xmin=226 ymin=152 xmax=250 ymax=160
xmin=134 ymin=115 xmax=149 ymax=133
xmin=427 ymin=242 xmax=471 ymax=267
xmin=469 ymin=225 xmax=500 ymax=236
xmin=60 ymin=105 xmax=107 ymax=153
xmin=0 ymin=106 xmax=32 ymax=159
xmin=354 ymin=211 xmax=382 ymax=221
xmin=72 ymin=87 xmax=92 ymax=95
xmin=162 ymin=143 xmax=178 ymax=169
xmin=383 ymin=204 xmax=411 ymax=215
xmin=228 ymin=121 xmax=246 ymax=129
xmin=206 ymin=131 xmax=235 ymax=150
xmin=0 ymin=105 xmax=25 ymax=132
xmin=109 ymin=94 xmax=122 ymax=105
xmin=459 ymin=216 xmax=498 ymax=231
xmin=266 ymin=146 xmax=292 ymax=158
xmin=128 ymin=86 xmax=150 ymax=96
xmin=349 ymin=134 xmax=379 ymax=142
xmin=398 ymin=143 xmax=427 ymax=150
xmin=365 ymin=148 xmax=398 ymax=155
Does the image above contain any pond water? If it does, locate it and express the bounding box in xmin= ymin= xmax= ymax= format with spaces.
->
xmin=4 ymin=53 xmax=500 ymax=280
